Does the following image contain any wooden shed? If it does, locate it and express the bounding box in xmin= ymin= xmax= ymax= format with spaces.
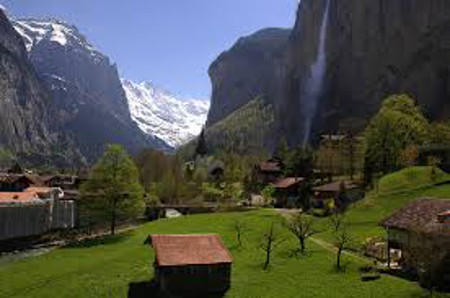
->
xmin=312 ymin=181 xmax=361 ymax=208
xmin=272 ymin=177 xmax=304 ymax=208
xmin=149 ymin=234 xmax=233 ymax=295
xmin=380 ymin=199 xmax=450 ymax=289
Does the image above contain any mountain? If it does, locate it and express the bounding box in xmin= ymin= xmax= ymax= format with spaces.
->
xmin=207 ymin=28 xmax=291 ymax=126
xmin=0 ymin=10 xmax=82 ymax=166
xmin=208 ymin=0 xmax=450 ymax=150
xmin=122 ymin=79 xmax=209 ymax=148
xmin=13 ymin=18 xmax=171 ymax=161
xmin=280 ymin=0 xmax=450 ymax=146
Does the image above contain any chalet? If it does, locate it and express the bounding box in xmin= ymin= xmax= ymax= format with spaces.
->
xmin=312 ymin=181 xmax=360 ymax=208
xmin=380 ymin=199 xmax=450 ymax=289
xmin=43 ymin=175 xmax=85 ymax=190
xmin=256 ymin=159 xmax=283 ymax=184
xmin=273 ymin=177 xmax=304 ymax=208
xmin=149 ymin=234 xmax=233 ymax=295
xmin=0 ymin=174 xmax=35 ymax=192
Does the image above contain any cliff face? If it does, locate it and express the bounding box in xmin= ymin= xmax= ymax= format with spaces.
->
xmin=14 ymin=19 xmax=171 ymax=161
xmin=207 ymin=28 xmax=291 ymax=126
xmin=209 ymin=0 xmax=450 ymax=149
xmin=0 ymin=11 xmax=81 ymax=165
xmin=281 ymin=0 xmax=450 ymax=145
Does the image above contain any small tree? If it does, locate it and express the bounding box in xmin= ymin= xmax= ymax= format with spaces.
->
xmin=261 ymin=185 xmax=275 ymax=206
xmin=428 ymin=156 xmax=442 ymax=182
xmin=260 ymin=222 xmax=284 ymax=270
xmin=81 ymin=144 xmax=145 ymax=235
xmin=334 ymin=227 xmax=351 ymax=270
xmin=399 ymin=145 xmax=419 ymax=169
xmin=330 ymin=213 xmax=352 ymax=270
xmin=285 ymin=213 xmax=316 ymax=254
xmin=328 ymin=212 xmax=344 ymax=233
xmin=233 ymin=219 xmax=247 ymax=247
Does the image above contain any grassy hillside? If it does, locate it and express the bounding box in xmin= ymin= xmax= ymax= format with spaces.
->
xmin=177 ymin=97 xmax=274 ymax=158
xmin=377 ymin=166 xmax=450 ymax=195
xmin=315 ymin=167 xmax=450 ymax=249
xmin=206 ymin=97 xmax=274 ymax=155
xmin=0 ymin=210 xmax=434 ymax=298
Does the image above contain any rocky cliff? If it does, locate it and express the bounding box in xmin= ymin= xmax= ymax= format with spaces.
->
xmin=0 ymin=10 xmax=81 ymax=165
xmin=207 ymin=28 xmax=291 ymax=126
xmin=13 ymin=19 xmax=171 ymax=161
xmin=208 ymin=0 xmax=450 ymax=149
xmin=282 ymin=0 xmax=450 ymax=145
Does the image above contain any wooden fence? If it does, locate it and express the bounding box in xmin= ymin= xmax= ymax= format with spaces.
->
xmin=0 ymin=200 xmax=76 ymax=241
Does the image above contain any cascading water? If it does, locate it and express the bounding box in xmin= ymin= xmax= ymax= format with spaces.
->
xmin=301 ymin=0 xmax=330 ymax=147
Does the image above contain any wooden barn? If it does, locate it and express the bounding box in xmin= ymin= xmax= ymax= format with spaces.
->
xmin=0 ymin=174 xmax=35 ymax=192
xmin=381 ymin=199 xmax=450 ymax=289
xmin=312 ymin=181 xmax=360 ymax=208
xmin=273 ymin=177 xmax=304 ymax=208
xmin=256 ymin=160 xmax=283 ymax=184
xmin=149 ymin=234 xmax=233 ymax=295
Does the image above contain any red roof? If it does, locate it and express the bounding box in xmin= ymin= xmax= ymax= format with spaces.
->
xmin=0 ymin=192 xmax=40 ymax=204
xmin=150 ymin=234 xmax=233 ymax=267
xmin=25 ymin=187 xmax=54 ymax=194
xmin=273 ymin=177 xmax=304 ymax=189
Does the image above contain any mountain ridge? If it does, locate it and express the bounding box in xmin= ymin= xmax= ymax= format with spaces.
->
xmin=12 ymin=17 xmax=172 ymax=161
xmin=122 ymin=79 xmax=209 ymax=148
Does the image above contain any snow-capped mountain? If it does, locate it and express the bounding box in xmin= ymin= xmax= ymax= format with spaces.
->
xmin=122 ymin=79 xmax=210 ymax=148
xmin=12 ymin=18 xmax=171 ymax=160
xmin=13 ymin=19 xmax=100 ymax=57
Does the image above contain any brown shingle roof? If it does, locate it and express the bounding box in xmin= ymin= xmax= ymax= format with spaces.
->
xmin=273 ymin=177 xmax=304 ymax=189
xmin=258 ymin=162 xmax=281 ymax=173
xmin=150 ymin=234 xmax=233 ymax=267
xmin=380 ymin=198 xmax=450 ymax=235
xmin=313 ymin=181 xmax=359 ymax=193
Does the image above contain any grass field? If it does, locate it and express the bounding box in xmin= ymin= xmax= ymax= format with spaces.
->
xmin=1 ymin=167 xmax=450 ymax=297
xmin=0 ymin=209 xmax=443 ymax=298
xmin=314 ymin=167 xmax=450 ymax=249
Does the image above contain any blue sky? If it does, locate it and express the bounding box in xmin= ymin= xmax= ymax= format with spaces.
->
xmin=1 ymin=0 xmax=298 ymax=99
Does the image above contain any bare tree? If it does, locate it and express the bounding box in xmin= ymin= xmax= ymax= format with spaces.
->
xmin=328 ymin=212 xmax=344 ymax=232
xmin=285 ymin=213 xmax=316 ymax=254
xmin=334 ymin=227 xmax=352 ymax=270
xmin=330 ymin=214 xmax=352 ymax=270
xmin=260 ymin=222 xmax=284 ymax=270
xmin=233 ymin=219 xmax=247 ymax=247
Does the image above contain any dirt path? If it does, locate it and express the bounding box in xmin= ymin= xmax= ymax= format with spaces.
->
xmin=275 ymin=209 xmax=373 ymax=264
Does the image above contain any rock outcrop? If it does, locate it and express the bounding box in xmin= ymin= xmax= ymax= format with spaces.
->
xmin=282 ymin=0 xmax=450 ymax=145
xmin=208 ymin=0 xmax=450 ymax=149
xmin=207 ymin=28 xmax=291 ymax=126
xmin=0 ymin=10 xmax=81 ymax=165
xmin=13 ymin=19 xmax=171 ymax=161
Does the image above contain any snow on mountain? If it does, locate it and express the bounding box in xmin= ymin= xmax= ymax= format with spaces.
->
xmin=13 ymin=18 xmax=100 ymax=59
xmin=122 ymin=79 xmax=210 ymax=148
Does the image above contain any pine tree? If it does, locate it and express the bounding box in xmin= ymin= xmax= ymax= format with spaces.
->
xmin=195 ymin=128 xmax=208 ymax=157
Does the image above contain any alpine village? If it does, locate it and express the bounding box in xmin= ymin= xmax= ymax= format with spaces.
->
xmin=1 ymin=1 xmax=450 ymax=298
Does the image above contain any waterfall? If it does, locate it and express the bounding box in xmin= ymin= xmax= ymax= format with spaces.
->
xmin=301 ymin=0 xmax=330 ymax=147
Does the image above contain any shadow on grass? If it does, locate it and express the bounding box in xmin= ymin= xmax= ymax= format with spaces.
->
xmin=128 ymin=280 xmax=227 ymax=298
xmin=64 ymin=233 xmax=132 ymax=249
xmin=128 ymin=280 xmax=167 ymax=298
